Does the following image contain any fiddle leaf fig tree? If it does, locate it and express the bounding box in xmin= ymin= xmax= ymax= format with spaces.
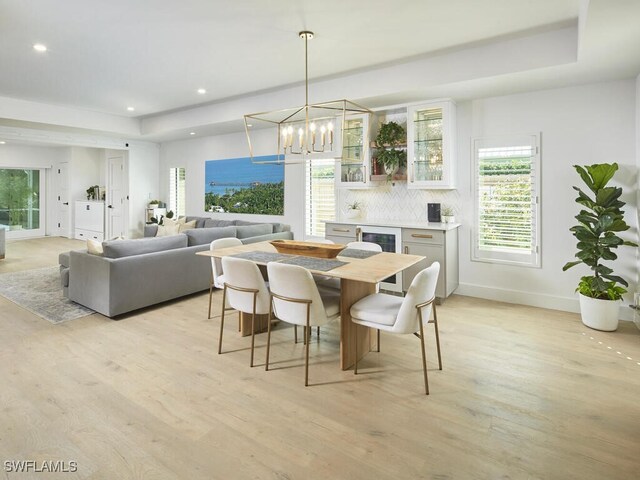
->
xmin=563 ymin=163 xmax=637 ymax=300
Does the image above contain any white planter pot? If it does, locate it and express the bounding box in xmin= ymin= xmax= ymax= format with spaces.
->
xmin=344 ymin=209 xmax=361 ymax=219
xmin=578 ymin=293 xmax=620 ymax=331
xmin=442 ymin=215 xmax=455 ymax=223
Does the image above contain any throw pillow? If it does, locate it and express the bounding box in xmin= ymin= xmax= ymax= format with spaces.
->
xmin=156 ymin=223 xmax=180 ymax=236
xmin=178 ymin=220 xmax=197 ymax=233
xmin=87 ymin=239 xmax=103 ymax=256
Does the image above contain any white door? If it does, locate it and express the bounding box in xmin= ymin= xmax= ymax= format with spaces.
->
xmin=106 ymin=153 xmax=126 ymax=238
xmin=56 ymin=162 xmax=70 ymax=237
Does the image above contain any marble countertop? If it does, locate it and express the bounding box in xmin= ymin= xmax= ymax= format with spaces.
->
xmin=323 ymin=219 xmax=461 ymax=231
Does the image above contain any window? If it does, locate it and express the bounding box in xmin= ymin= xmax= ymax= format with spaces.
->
xmin=473 ymin=135 xmax=540 ymax=267
xmin=305 ymin=159 xmax=336 ymax=238
xmin=0 ymin=168 xmax=45 ymax=238
xmin=169 ymin=167 xmax=186 ymax=217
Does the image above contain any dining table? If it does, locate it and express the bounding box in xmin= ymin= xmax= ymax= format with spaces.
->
xmin=197 ymin=241 xmax=425 ymax=370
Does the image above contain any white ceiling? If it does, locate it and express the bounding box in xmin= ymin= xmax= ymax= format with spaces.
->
xmin=0 ymin=0 xmax=639 ymax=143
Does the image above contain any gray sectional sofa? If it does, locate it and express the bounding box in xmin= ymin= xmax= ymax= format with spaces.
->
xmin=60 ymin=218 xmax=292 ymax=317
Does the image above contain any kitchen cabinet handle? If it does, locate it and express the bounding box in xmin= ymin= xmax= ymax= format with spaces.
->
xmin=411 ymin=233 xmax=433 ymax=239
xmin=332 ymin=228 xmax=350 ymax=233
xmin=404 ymin=246 xmax=409 ymax=254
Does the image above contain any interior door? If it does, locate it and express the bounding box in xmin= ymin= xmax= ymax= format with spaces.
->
xmin=106 ymin=153 xmax=126 ymax=238
xmin=56 ymin=162 xmax=70 ymax=237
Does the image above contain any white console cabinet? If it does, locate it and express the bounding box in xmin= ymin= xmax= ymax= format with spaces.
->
xmin=75 ymin=201 xmax=105 ymax=242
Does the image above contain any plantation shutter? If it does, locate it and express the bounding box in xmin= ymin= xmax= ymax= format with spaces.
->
xmin=305 ymin=159 xmax=336 ymax=237
xmin=473 ymin=135 xmax=541 ymax=267
xmin=169 ymin=167 xmax=186 ymax=217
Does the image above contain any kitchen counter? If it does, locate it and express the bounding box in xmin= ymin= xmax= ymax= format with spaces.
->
xmin=322 ymin=219 xmax=461 ymax=231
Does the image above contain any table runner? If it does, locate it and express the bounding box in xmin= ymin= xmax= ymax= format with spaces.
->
xmin=338 ymin=248 xmax=381 ymax=259
xmin=279 ymin=256 xmax=347 ymax=272
xmin=231 ymin=251 xmax=293 ymax=263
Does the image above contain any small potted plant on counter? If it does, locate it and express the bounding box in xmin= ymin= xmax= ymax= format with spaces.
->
xmin=148 ymin=199 xmax=160 ymax=209
xmin=344 ymin=201 xmax=362 ymax=219
xmin=441 ymin=205 xmax=455 ymax=223
xmin=563 ymin=163 xmax=637 ymax=331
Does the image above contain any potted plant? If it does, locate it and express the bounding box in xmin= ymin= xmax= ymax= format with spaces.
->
xmin=344 ymin=201 xmax=362 ymax=219
xmin=563 ymin=163 xmax=637 ymax=331
xmin=375 ymin=121 xmax=407 ymax=175
xmin=441 ymin=205 xmax=455 ymax=223
xmin=148 ymin=199 xmax=160 ymax=209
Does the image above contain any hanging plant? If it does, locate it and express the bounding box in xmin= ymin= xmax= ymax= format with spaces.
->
xmin=375 ymin=121 xmax=407 ymax=172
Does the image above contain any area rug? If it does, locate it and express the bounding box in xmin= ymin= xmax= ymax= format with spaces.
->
xmin=0 ymin=266 xmax=94 ymax=324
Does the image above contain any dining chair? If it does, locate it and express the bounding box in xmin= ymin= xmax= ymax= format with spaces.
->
xmin=219 ymin=256 xmax=271 ymax=367
xmin=349 ymin=262 xmax=441 ymax=395
xmin=266 ymin=262 xmax=341 ymax=386
xmin=346 ymin=241 xmax=383 ymax=252
xmin=208 ymin=237 xmax=243 ymax=319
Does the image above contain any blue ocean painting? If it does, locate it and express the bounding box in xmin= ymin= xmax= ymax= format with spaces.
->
xmin=204 ymin=155 xmax=285 ymax=215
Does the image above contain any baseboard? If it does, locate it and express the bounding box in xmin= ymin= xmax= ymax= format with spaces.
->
xmin=455 ymin=283 xmax=635 ymax=322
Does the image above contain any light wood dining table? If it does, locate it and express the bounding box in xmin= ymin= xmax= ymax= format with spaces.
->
xmin=197 ymin=241 xmax=425 ymax=370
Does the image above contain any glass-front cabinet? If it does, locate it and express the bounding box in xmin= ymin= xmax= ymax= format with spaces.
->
xmin=407 ymin=100 xmax=456 ymax=189
xmin=337 ymin=113 xmax=371 ymax=188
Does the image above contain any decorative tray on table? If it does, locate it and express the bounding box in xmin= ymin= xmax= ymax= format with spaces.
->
xmin=269 ymin=240 xmax=346 ymax=259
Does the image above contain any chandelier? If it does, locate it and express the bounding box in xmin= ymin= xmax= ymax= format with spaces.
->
xmin=244 ymin=31 xmax=372 ymax=164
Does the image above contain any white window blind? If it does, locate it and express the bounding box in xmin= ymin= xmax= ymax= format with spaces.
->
xmin=305 ymin=159 xmax=336 ymax=237
xmin=169 ymin=167 xmax=186 ymax=217
xmin=473 ymin=135 xmax=540 ymax=267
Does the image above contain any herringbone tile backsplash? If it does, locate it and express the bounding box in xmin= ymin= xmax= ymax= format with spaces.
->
xmin=338 ymin=183 xmax=462 ymax=224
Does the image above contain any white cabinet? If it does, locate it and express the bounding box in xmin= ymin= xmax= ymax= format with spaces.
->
xmin=407 ymin=100 xmax=456 ymax=189
xmin=75 ymin=201 xmax=104 ymax=242
xmin=336 ymin=114 xmax=372 ymax=189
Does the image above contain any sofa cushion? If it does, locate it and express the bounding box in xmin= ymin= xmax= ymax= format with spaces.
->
xmin=235 ymin=224 xmax=273 ymax=239
xmin=185 ymin=226 xmax=237 ymax=246
xmin=235 ymin=220 xmax=286 ymax=233
xmin=102 ymin=234 xmax=188 ymax=259
xmin=203 ymin=218 xmax=236 ymax=228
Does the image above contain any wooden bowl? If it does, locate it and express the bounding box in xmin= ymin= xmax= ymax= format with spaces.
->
xmin=270 ymin=240 xmax=346 ymax=258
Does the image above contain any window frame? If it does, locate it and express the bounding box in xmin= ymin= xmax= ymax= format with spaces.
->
xmin=472 ymin=134 xmax=541 ymax=268
xmin=304 ymin=158 xmax=337 ymax=240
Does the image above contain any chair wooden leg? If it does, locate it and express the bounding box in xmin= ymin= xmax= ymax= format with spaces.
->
xmin=354 ymin=325 xmax=358 ymax=375
xmin=304 ymin=304 xmax=311 ymax=386
xmin=265 ymin=297 xmax=273 ymax=371
xmin=294 ymin=325 xmax=298 ymax=344
xmin=218 ymin=285 xmax=227 ymax=354
xmin=250 ymin=293 xmax=257 ymax=367
xmin=317 ymin=326 xmax=320 ymax=342
xmin=432 ymin=304 xmax=442 ymax=370
xmin=208 ymin=275 xmax=214 ymax=319
xmin=377 ymin=329 xmax=381 ymax=353
xmin=418 ymin=311 xmax=429 ymax=395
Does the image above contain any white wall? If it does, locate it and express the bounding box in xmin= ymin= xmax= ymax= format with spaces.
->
xmin=127 ymin=143 xmax=161 ymax=238
xmin=455 ymin=79 xmax=638 ymax=320
xmin=0 ymin=143 xmax=69 ymax=236
xmin=159 ymin=128 xmax=304 ymax=239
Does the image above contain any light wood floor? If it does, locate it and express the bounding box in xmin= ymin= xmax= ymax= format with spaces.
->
xmin=1 ymin=237 xmax=639 ymax=479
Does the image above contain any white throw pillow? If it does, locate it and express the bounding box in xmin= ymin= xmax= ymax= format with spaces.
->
xmin=87 ymin=239 xmax=103 ymax=256
xmin=156 ymin=223 xmax=180 ymax=236
xmin=163 ymin=217 xmax=186 ymax=228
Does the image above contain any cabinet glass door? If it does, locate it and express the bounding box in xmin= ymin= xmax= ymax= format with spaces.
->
xmin=412 ymin=107 xmax=443 ymax=182
xmin=340 ymin=117 xmax=366 ymax=185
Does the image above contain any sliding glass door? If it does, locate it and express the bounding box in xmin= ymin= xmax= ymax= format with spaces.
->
xmin=0 ymin=168 xmax=46 ymax=238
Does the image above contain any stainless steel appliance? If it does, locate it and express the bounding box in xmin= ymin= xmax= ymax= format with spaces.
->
xmin=357 ymin=225 xmax=403 ymax=292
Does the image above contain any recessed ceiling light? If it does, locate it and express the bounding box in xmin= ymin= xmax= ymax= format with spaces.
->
xmin=127 ymin=106 xmax=135 ymax=112
xmin=0 ymin=141 xmax=6 ymax=145
xmin=189 ymin=132 xmax=196 ymax=135
xmin=246 ymin=124 xmax=253 ymax=127
xmin=197 ymin=88 xmax=207 ymax=95
xmin=33 ymin=43 xmax=47 ymax=52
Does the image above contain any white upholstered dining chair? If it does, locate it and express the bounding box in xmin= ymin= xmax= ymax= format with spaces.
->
xmin=208 ymin=237 xmax=243 ymax=319
xmin=345 ymin=241 xmax=382 ymax=252
xmin=266 ymin=262 xmax=341 ymax=386
xmin=219 ymin=256 xmax=271 ymax=367
xmin=349 ymin=262 xmax=442 ymax=395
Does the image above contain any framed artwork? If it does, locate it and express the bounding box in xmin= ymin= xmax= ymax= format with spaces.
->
xmin=204 ymin=155 xmax=284 ymax=215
